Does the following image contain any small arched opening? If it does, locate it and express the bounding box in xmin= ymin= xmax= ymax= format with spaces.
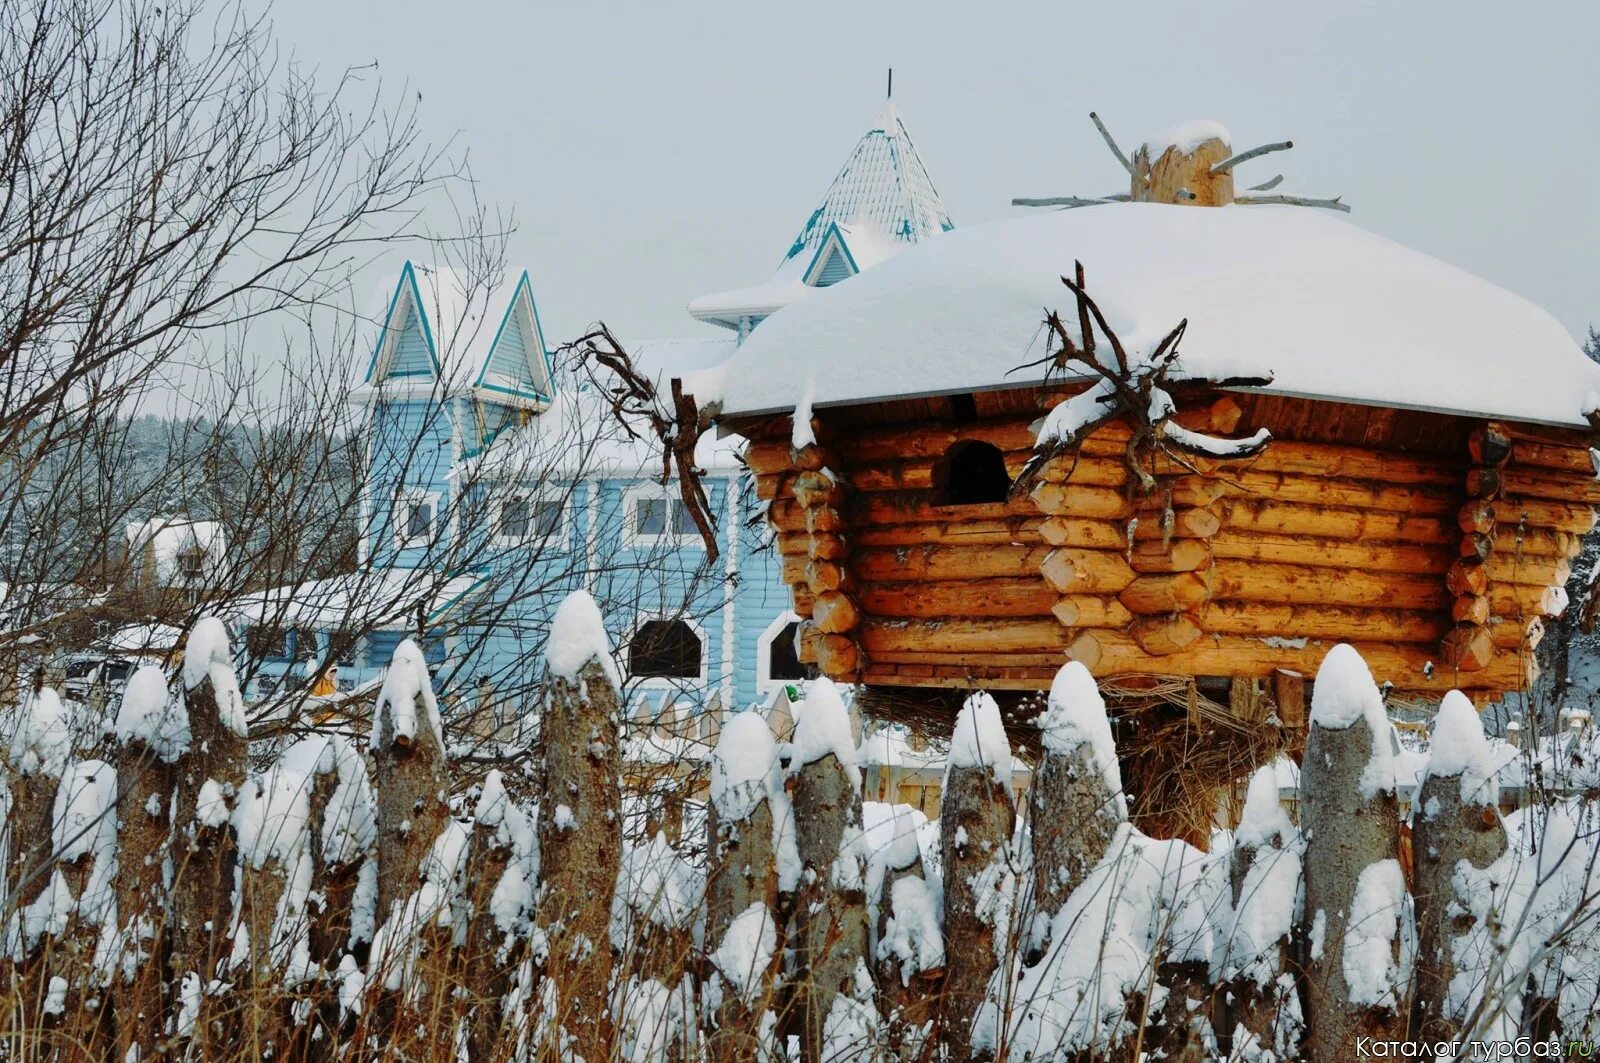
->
xmin=932 ymin=439 xmax=1012 ymax=506
xmin=628 ymin=619 xmax=703 ymax=679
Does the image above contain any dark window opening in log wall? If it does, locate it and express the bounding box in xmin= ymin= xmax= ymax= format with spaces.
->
xmin=769 ymin=621 xmax=816 ymax=682
xmin=947 ymin=392 xmax=979 ymax=422
xmin=933 ymin=439 xmax=1012 ymax=506
xmin=629 ymin=619 xmax=702 ymax=679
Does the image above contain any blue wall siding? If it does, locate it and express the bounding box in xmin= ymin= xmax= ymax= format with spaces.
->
xmin=366 ymin=397 xmax=457 ymax=570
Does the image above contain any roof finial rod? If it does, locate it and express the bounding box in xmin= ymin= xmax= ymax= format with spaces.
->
xmin=887 ymin=67 xmax=892 ymax=99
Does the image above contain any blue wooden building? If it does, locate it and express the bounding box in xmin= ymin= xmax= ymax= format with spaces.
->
xmin=237 ymin=100 xmax=953 ymax=732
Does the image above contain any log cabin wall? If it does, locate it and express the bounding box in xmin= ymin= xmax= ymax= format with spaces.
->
xmin=742 ymin=386 xmax=1597 ymax=706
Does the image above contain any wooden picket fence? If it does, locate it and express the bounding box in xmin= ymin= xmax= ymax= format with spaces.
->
xmin=0 ymin=608 xmax=1595 ymax=1062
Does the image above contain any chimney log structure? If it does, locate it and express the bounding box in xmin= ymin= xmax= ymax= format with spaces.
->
xmin=687 ymin=117 xmax=1600 ymax=765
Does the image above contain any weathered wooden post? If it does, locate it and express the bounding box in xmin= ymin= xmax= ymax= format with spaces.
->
xmin=870 ymin=810 xmax=943 ymax=1060
xmin=168 ymin=617 xmax=249 ymax=1050
xmin=939 ymin=692 xmax=1015 ymax=1061
xmin=788 ymin=678 xmax=877 ymax=1061
xmin=111 ymin=665 xmax=185 ymax=1061
xmin=371 ymin=638 xmax=450 ymax=928
xmin=1410 ymin=691 xmax=1507 ymax=1042
xmin=1299 ymin=644 xmax=1407 ymax=1061
xmin=704 ymin=709 xmax=797 ymax=1061
xmin=1223 ymin=764 xmax=1303 ymax=1059
xmin=462 ymin=769 xmax=533 ymax=1059
xmin=534 ymin=591 xmax=624 ymax=1063
xmin=2 ymin=685 xmax=71 ymax=1045
xmin=1029 ymin=662 xmax=1124 ymax=957
xmin=43 ymin=758 xmax=118 ymax=1053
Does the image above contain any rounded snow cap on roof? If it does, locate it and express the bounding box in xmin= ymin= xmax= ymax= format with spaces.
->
xmin=687 ymin=201 xmax=1600 ymax=428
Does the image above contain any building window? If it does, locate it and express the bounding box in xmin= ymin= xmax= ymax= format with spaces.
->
xmin=497 ymin=492 xmax=564 ymax=544
xmin=628 ymin=619 xmax=703 ymax=680
xmin=625 ymin=486 xmax=701 ymax=547
xmin=932 ymin=440 xmax=1012 ymax=506
xmin=248 ymin=626 xmax=289 ymax=661
xmin=328 ymin=630 xmax=360 ymax=667
xmin=178 ymin=548 xmax=206 ymax=579
xmin=395 ymin=488 xmax=440 ymax=547
xmin=756 ymin=611 xmax=816 ymax=692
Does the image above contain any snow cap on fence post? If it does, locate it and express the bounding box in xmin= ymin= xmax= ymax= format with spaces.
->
xmin=114 ymin=665 xmax=190 ymax=762
xmin=182 ymin=615 xmax=247 ymax=737
xmin=8 ymin=686 xmax=72 ymax=777
xmin=1420 ymin=690 xmax=1497 ymax=807
xmin=948 ymin=690 xmax=1012 ymax=786
xmin=1307 ymin=642 xmax=1395 ymax=798
xmin=545 ymin=589 xmax=620 ymax=691
xmin=371 ymin=637 xmax=443 ymax=753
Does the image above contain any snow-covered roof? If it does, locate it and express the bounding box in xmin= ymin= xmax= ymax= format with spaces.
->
xmin=688 ymin=101 xmax=953 ymax=329
xmin=458 ymin=341 xmax=744 ymax=480
xmin=351 ymin=262 xmax=554 ymax=408
xmin=124 ymin=517 xmax=226 ymax=585
xmin=687 ymin=202 xmax=1600 ymax=428
xmin=103 ymin=623 xmax=183 ymax=654
xmin=226 ymin=569 xmax=487 ymax=635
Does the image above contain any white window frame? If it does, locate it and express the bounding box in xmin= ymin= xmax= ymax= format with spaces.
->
xmin=622 ymin=484 xmax=704 ymax=550
xmin=492 ymin=488 xmax=569 ymax=547
xmin=624 ymin=613 xmax=708 ymax=691
xmin=755 ymin=610 xmax=808 ymax=694
xmin=394 ymin=487 xmax=442 ymax=550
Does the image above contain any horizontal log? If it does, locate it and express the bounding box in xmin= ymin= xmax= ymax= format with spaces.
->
xmin=1491 ymin=617 xmax=1544 ymax=651
xmin=1465 ymin=467 xmax=1504 ymax=500
xmin=1030 ymin=482 xmax=1135 ymax=520
xmin=1072 ymin=435 xmax=1463 ymax=487
xmin=1129 ymin=614 xmax=1204 ymax=655
xmin=1469 ymin=423 xmax=1514 ymax=467
xmin=1442 ymin=625 xmax=1496 ymax=672
xmin=1127 ymin=538 xmax=1213 ymax=574
xmin=813 ymin=592 xmax=860 ymax=634
xmin=806 ymin=506 xmax=844 ymax=534
xmin=1446 ymin=560 xmax=1489 ymax=598
xmin=792 ymin=586 xmax=814 ymax=617
xmin=854 ymin=580 xmax=1057 ymax=619
xmin=792 ymin=470 xmax=845 ymax=509
xmin=1040 ymin=548 xmax=1138 ymax=595
xmin=1120 ymin=571 xmax=1214 ymax=614
xmin=1452 ymin=596 xmax=1491 ymax=625
xmin=864 ymin=650 xmax=1068 ymax=668
xmin=816 ymin=634 xmax=860 ymax=676
xmin=1198 ymin=601 xmax=1449 ymax=644
xmin=852 ymin=544 xmax=1055 ymax=583
xmin=1492 ymin=525 xmax=1581 ymax=559
xmin=1488 ymin=583 xmax=1569 ymax=619
xmin=856 ymin=617 xmax=1070 ymax=654
xmin=1506 ymin=439 xmax=1598 ymax=475
xmin=1499 ymin=467 xmax=1600 ymax=504
xmin=1210 ymin=560 xmax=1452 ymax=610
xmin=1051 ymin=595 xmax=1135 ymax=629
xmin=1060 ymin=630 xmax=1534 ymax=693
xmin=1484 ymin=553 xmax=1570 ymax=587
xmin=1130 ymin=505 xmax=1223 ymax=540
xmin=1209 ymin=469 xmax=1454 ymax=515
xmin=853 ymin=518 xmax=1044 ymax=549
xmin=1223 ymin=499 xmax=1456 ymax=544
xmin=1038 ymin=517 xmax=1133 ymax=551
xmin=806 ymin=560 xmax=850 ymax=593
xmin=860 ymin=666 xmax=1062 ymax=689
xmin=798 ymin=621 xmax=821 ymax=663
xmin=1210 ymin=530 xmax=1448 ymax=576
xmin=810 ymin=533 xmax=849 ymax=562
xmin=1492 ymin=497 xmax=1597 ymax=534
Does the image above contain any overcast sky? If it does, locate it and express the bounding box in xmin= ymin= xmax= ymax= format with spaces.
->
xmin=266 ymin=0 xmax=1599 ymax=351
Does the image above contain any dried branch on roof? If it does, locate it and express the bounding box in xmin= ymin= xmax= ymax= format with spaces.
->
xmin=561 ymin=324 xmax=723 ymax=562
xmin=1011 ymin=263 xmax=1273 ymax=497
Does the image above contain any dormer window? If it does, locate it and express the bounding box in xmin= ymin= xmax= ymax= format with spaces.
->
xmin=177 ymin=548 xmax=206 ymax=579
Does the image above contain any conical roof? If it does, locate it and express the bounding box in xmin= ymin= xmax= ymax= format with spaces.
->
xmin=689 ymin=101 xmax=952 ymax=330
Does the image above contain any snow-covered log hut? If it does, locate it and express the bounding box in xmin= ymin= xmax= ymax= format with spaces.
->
xmin=684 ymin=120 xmax=1600 ymax=729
